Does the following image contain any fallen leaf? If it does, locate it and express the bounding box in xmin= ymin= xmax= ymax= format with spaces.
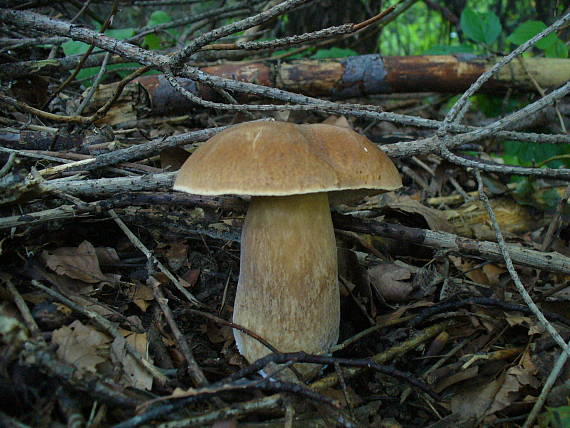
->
xmin=383 ymin=194 xmax=455 ymax=232
xmin=206 ymin=322 xmax=233 ymax=344
xmin=449 ymin=256 xmax=504 ymax=286
xmin=181 ymin=269 xmax=201 ymax=288
xmin=131 ymin=283 xmax=154 ymax=312
xmin=94 ymin=246 xmax=120 ymax=266
xmin=450 ymin=378 xmax=501 ymax=418
xmin=368 ymin=263 xmax=414 ymax=302
xmin=52 ymin=320 xmax=111 ymax=373
xmin=110 ymin=331 xmax=153 ymax=391
xmin=165 ymin=242 xmax=188 ymax=271
xmin=42 ymin=241 xmax=115 ymax=284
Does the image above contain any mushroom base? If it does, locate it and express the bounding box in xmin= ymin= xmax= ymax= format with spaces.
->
xmin=233 ymin=192 xmax=339 ymax=378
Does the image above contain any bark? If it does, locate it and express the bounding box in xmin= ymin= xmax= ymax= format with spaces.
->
xmin=85 ymin=55 xmax=570 ymax=117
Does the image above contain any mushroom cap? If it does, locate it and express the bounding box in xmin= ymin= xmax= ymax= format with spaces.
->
xmin=174 ymin=121 xmax=402 ymax=196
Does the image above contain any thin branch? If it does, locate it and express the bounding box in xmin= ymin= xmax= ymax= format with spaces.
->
xmin=474 ymin=171 xmax=570 ymax=357
xmin=200 ymin=6 xmax=395 ymax=51
xmin=441 ymin=10 xmax=570 ymax=127
xmin=168 ymin=0 xmax=313 ymax=66
xmin=31 ymin=279 xmax=169 ymax=385
xmin=108 ymin=209 xmax=202 ymax=306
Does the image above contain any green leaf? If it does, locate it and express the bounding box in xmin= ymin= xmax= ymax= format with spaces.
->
xmin=105 ymin=28 xmax=135 ymax=41
xmin=311 ymin=47 xmax=358 ymax=59
xmin=143 ymin=11 xmax=177 ymax=49
xmin=507 ymin=21 xmax=557 ymax=49
xmin=546 ymin=405 xmax=570 ymax=428
xmin=144 ymin=33 xmax=162 ymax=50
xmin=482 ymin=11 xmax=501 ymax=44
xmin=545 ymin=39 xmax=569 ymax=58
xmin=460 ymin=8 xmax=485 ymax=43
xmin=147 ymin=10 xmax=172 ymax=27
xmin=423 ymin=44 xmax=474 ymax=54
xmin=460 ymin=8 xmax=501 ymax=44
xmin=62 ymin=40 xmax=90 ymax=56
xmin=502 ymin=140 xmax=570 ymax=168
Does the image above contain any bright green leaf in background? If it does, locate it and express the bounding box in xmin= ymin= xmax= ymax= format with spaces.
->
xmin=143 ymin=10 xmax=178 ymax=50
xmin=507 ymin=20 xmax=568 ymax=58
xmin=507 ymin=21 xmax=556 ymax=49
xmin=502 ymin=140 xmax=570 ymax=168
xmin=62 ymin=27 xmax=137 ymax=85
xmin=546 ymin=40 xmax=569 ymax=58
xmin=311 ymin=47 xmax=358 ymax=59
xmin=460 ymin=8 xmax=501 ymax=45
xmin=545 ymin=405 xmax=570 ymax=428
xmin=423 ymin=44 xmax=474 ymax=55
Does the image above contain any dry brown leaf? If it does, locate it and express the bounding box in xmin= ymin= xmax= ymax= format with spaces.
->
xmin=42 ymin=241 xmax=116 ymax=284
xmin=94 ymin=246 xmax=120 ymax=266
xmin=384 ymin=194 xmax=454 ymax=232
xmin=110 ymin=331 xmax=153 ymax=391
xmin=206 ymin=322 xmax=233 ymax=344
xmin=449 ymin=256 xmax=505 ymax=286
xmin=375 ymin=301 xmax=432 ymax=325
xmin=435 ymin=366 xmax=479 ymax=393
xmin=52 ymin=320 xmax=111 ymax=373
xmin=131 ymin=283 xmax=154 ymax=312
xmin=450 ymin=378 xmax=501 ymax=418
xmin=165 ymin=242 xmax=188 ymax=271
xmin=181 ymin=269 xmax=200 ymax=288
xmin=368 ymin=263 xmax=414 ymax=302
xmin=450 ymin=353 xmax=539 ymax=419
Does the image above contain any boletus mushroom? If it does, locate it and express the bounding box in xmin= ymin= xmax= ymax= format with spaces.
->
xmin=174 ymin=121 xmax=401 ymax=377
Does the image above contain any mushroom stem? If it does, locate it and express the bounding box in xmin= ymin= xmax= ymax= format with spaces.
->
xmin=233 ymin=192 xmax=339 ymax=371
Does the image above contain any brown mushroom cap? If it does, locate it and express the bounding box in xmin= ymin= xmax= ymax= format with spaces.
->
xmin=173 ymin=121 xmax=402 ymax=196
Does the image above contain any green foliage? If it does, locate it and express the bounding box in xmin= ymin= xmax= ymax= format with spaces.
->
xmin=380 ymin=2 xmax=454 ymax=56
xmin=474 ymin=93 xmax=520 ymax=117
xmin=502 ymin=140 xmax=570 ymax=168
xmin=423 ymin=44 xmax=474 ymax=55
xmin=507 ymin=20 xmax=568 ymax=58
xmin=62 ymin=26 xmax=146 ymax=86
xmin=143 ymin=10 xmax=178 ymax=50
xmin=311 ymin=47 xmax=358 ymax=59
xmin=544 ymin=405 xmax=570 ymax=427
xmin=460 ymin=7 xmax=502 ymax=45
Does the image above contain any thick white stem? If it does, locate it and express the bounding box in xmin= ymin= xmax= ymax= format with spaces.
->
xmin=233 ymin=193 xmax=339 ymax=369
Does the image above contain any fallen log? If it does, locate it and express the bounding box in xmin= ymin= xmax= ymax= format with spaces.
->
xmin=87 ymin=54 xmax=570 ymax=120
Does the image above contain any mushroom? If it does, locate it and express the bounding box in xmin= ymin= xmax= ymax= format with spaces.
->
xmin=174 ymin=121 xmax=401 ymax=376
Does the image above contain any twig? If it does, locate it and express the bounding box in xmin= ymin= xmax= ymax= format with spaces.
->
xmin=516 ymin=56 xmax=567 ymax=133
xmin=541 ymin=185 xmax=570 ymax=252
xmin=0 ymin=152 xmax=16 ymax=178
xmin=200 ymin=7 xmax=395 ymax=51
xmin=169 ymin=0 xmax=313 ymax=66
xmin=128 ymin=3 xmax=253 ymax=42
xmin=149 ymin=276 xmax=209 ymax=387
xmin=31 ymin=279 xmax=168 ymax=385
xmin=20 ymin=339 xmax=141 ymax=409
xmin=310 ymin=321 xmax=452 ymax=391
xmin=116 ymin=378 xmax=340 ymax=428
xmin=108 ymin=209 xmax=202 ymax=306
xmin=0 ymin=274 xmax=41 ymax=337
xmin=155 ymin=395 xmax=283 ymax=428
xmin=75 ymin=51 xmax=112 ymax=115
xmin=474 ymin=171 xmax=570 ymax=427
xmin=180 ymin=308 xmax=280 ymax=355
xmin=523 ymin=347 xmax=569 ymax=428
xmin=44 ymin=0 xmax=119 ymax=107
xmin=441 ymin=10 xmax=570 ymax=127
xmin=409 ymin=297 xmax=570 ymax=328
